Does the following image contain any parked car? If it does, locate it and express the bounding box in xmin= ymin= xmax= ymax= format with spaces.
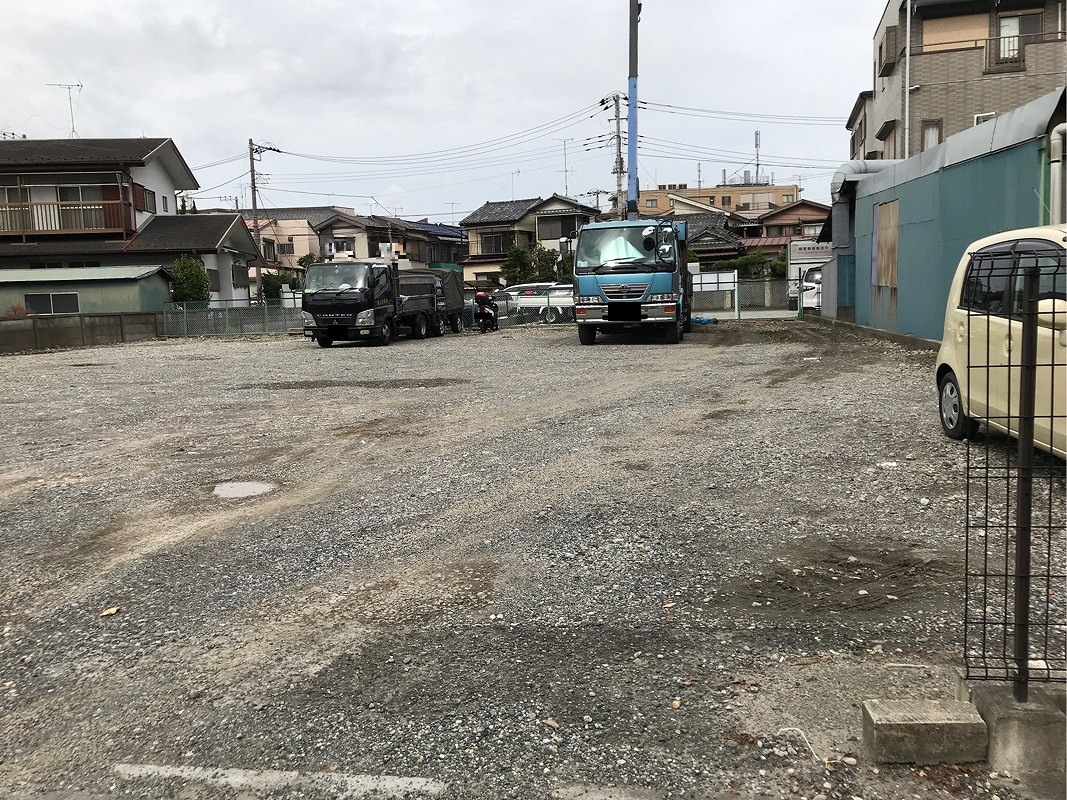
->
xmin=935 ymin=225 xmax=1066 ymax=458
xmin=801 ymin=266 xmax=822 ymax=310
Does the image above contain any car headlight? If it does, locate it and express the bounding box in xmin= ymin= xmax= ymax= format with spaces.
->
xmin=578 ymin=295 xmax=602 ymax=304
xmin=302 ymin=311 xmax=315 ymax=326
xmin=647 ymin=293 xmax=675 ymax=302
xmin=355 ymin=309 xmax=375 ymax=326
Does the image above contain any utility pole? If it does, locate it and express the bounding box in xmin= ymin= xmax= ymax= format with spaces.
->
xmin=626 ymin=0 xmax=640 ymax=219
xmin=248 ymin=138 xmax=280 ymax=299
xmin=612 ymin=93 xmax=625 ymax=219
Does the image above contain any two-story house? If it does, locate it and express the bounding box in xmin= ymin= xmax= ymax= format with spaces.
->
xmin=848 ymin=0 xmax=1065 ymax=160
xmin=0 ymin=138 xmax=260 ymax=313
xmin=461 ymin=195 xmax=600 ymax=285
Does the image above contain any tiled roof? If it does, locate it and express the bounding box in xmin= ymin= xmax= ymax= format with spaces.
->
xmin=460 ymin=198 xmax=543 ymax=227
xmin=241 ymin=206 xmax=354 ymax=229
xmin=740 ymin=236 xmax=792 ymax=248
xmin=125 ymin=214 xmax=249 ymax=252
xmin=0 ymin=138 xmax=173 ymax=167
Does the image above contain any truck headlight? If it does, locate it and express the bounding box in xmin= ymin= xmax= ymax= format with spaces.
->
xmin=578 ymin=295 xmax=602 ymax=304
xmin=355 ymin=309 xmax=375 ymax=326
xmin=647 ymin=293 xmax=675 ymax=302
xmin=302 ymin=311 xmax=315 ymax=326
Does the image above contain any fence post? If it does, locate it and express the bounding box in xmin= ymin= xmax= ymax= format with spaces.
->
xmin=1012 ymin=265 xmax=1039 ymax=703
xmin=183 ymin=304 xmax=188 ymax=336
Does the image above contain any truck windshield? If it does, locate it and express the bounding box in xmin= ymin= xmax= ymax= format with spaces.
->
xmin=574 ymin=227 xmax=675 ymax=274
xmin=304 ymin=262 xmax=372 ymax=292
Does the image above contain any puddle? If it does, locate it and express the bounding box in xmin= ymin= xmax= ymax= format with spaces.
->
xmin=213 ymin=481 xmax=276 ymax=499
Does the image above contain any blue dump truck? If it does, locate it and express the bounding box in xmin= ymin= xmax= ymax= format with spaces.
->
xmin=572 ymin=218 xmax=692 ymax=345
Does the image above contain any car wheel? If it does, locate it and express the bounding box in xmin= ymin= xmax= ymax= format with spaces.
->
xmin=578 ymin=325 xmax=596 ymax=345
xmin=541 ymin=307 xmax=560 ymax=324
xmin=939 ymin=371 xmax=978 ymax=439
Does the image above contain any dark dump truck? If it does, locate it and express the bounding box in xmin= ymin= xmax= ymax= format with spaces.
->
xmin=301 ymin=258 xmax=465 ymax=347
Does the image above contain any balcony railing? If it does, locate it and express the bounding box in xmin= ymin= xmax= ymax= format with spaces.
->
xmin=908 ymin=31 xmax=1065 ymax=73
xmin=0 ymin=200 xmax=132 ymax=235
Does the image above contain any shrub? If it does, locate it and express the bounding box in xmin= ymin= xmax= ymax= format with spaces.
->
xmin=170 ymin=254 xmax=211 ymax=302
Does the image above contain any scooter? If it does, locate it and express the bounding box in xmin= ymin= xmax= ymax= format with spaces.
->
xmin=473 ymin=294 xmax=499 ymax=333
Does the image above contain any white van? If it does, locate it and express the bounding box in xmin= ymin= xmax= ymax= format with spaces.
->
xmin=935 ymin=225 xmax=1066 ymax=458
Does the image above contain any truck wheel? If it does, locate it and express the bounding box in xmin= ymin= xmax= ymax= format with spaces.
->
xmin=411 ymin=314 xmax=428 ymax=339
xmin=432 ymin=316 xmax=446 ymax=337
xmin=449 ymin=314 xmax=464 ymax=333
xmin=578 ymin=326 xmax=596 ymax=345
xmin=376 ymin=322 xmax=393 ymax=347
xmin=316 ymin=334 xmax=333 ymax=348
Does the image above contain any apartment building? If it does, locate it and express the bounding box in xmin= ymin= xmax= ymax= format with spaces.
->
xmin=636 ymin=181 xmax=804 ymax=215
xmin=848 ymin=0 xmax=1065 ymax=160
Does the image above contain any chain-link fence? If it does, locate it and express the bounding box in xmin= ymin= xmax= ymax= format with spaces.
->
xmin=163 ymin=300 xmax=303 ymax=337
xmin=692 ymin=273 xmax=803 ymax=321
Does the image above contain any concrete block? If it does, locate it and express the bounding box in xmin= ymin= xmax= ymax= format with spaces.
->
xmin=970 ymin=683 xmax=1067 ymax=775
xmin=862 ymin=699 xmax=988 ymax=764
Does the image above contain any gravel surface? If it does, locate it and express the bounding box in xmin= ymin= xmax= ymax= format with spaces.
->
xmin=0 ymin=321 xmax=1062 ymax=800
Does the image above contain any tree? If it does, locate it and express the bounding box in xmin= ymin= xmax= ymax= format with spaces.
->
xmin=297 ymin=252 xmax=320 ymax=271
xmin=170 ymin=254 xmax=211 ymax=302
xmin=707 ymin=250 xmax=786 ymax=279
xmin=501 ymin=244 xmax=565 ymax=285
xmin=261 ymin=270 xmax=303 ymax=298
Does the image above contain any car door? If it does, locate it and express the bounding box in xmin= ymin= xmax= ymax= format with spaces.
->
xmin=1011 ymin=243 xmax=1066 ymax=453
xmin=958 ymin=245 xmax=1014 ymax=425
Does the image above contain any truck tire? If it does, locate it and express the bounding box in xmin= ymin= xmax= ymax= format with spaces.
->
xmin=316 ymin=334 xmax=333 ymax=348
xmin=449 ymin=314 xmax=464 ymax=333
xmin=376 ymin=321 xmax=393 ymax=347
xmin=431 ymin=316 xmax=446 ymax=337
xmin=578 ymin=326 xmax=596 ymax=345
xmin=411 ymin=314 xmax=428 ymax=339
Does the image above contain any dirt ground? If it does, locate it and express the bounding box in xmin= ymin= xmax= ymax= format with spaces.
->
xmin=0 ymin=322 xmax=1062 ymax=799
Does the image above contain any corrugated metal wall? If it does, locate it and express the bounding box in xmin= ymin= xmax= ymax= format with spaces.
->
xmin=851 ymin=139 xmax=1047 ymax=341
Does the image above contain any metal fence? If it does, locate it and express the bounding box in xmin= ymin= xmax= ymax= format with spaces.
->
xmin=962 ymin=250 xmax=1066 ymax=700
xmin=692 ymin=275 xmax=803 ymax=321
xmin=163 ymin=300 xmax=303 ymax=337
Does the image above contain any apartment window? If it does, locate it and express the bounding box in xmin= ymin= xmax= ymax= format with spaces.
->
xmin=783 ymin=194 xmax=794 ymax=204
xmin=278 ymin=242 xmax=295 ymax=256
xmin=29 ymin=261 xmax=63 ymax=269
xmin=24 ymin=292 xmax=79 ymax=314
xmin=645 ymin=199 xmax=658 ymax=208
xmin=708 ymin=196 xmax=715 ymax=205
xmin=262 ymin=239 xmax=277 ymax=261
xmin=721 ymin=196 xmax=731 ymax=206
xmin=162 ymin=195 xmax=168 ymax=212
xmin=871 ymin=200 xmax=899 ymax=288
xmin=922 ymin=120 xmax=943 ymax=151
xmin=480 ymin=232 xmax=515 ymax=254
xmin=67 ymin=261 xmax=101 ymax=268
xmin=143 ymin=189 xmax=156 ymax=213
xmin=802 ymin=224 xmax=822 ymax=238
xmin=998 ymin=12 xmax=1041 ymax=62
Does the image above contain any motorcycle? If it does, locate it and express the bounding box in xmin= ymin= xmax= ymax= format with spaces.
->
xmin=473 ymin=294 xmax=499 ymax=333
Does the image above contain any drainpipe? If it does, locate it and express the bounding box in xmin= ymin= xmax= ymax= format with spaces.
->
xmin=1050 ymin=123 xmax=1066 ymax=225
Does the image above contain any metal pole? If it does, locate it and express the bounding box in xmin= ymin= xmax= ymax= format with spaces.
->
xmin=1012 ymin=264 xmax=1038 ymax=703
xmin=626 ymin=0 xmax=640 ymax=219
xmin=614 ymin=93 xmax=625 ymax=219
xmin=904 ymin=0 xmax=912 ymax=156
xmin=249 ymin=139 xmax=262 ymax=301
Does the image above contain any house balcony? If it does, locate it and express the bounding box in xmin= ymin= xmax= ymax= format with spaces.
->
xmin=909 ymin=30 xmax=1065 ymax=74
xmin=0 ymin=200 xmax=134 ymax=237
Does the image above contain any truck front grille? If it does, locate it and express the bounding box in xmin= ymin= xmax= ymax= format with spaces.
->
xmin=601 ymin=283 xmax=649 ymax=300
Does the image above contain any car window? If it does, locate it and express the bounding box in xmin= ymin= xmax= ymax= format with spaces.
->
xmin=961 ymin=250 xmax=1014 ymax=317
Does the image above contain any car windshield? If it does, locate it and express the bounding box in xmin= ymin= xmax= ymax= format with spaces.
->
xmin=574 ymin=226 xmax=675 ymax=274
xmin=304 ymin=262 xmax=372 ymax=292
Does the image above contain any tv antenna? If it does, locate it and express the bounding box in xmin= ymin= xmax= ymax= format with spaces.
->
xmin=46 ymin=81 xmax=83 ymax=138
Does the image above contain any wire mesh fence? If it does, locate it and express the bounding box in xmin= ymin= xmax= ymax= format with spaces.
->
xmin=163 ymin=300 xmax=303 ymax=337
xmin=961 ymin=245 xmax=1066 ymax=696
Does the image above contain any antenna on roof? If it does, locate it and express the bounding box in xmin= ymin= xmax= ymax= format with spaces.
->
xmin=45 ymin=81 xmax=83 ymax=138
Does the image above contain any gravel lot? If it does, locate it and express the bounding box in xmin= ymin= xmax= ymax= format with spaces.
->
xmin=0 ymin=322 xmax=1061 ymax=799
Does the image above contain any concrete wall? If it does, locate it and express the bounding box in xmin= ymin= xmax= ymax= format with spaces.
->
xmin=0 ymin=313 xmax=161 ymax=354
xmin=851 ymin=138 xmax=1046 ymax=340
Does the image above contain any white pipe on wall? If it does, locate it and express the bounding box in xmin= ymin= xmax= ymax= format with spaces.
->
xmin=1051 ymin=123 xmax=1067 ymax=225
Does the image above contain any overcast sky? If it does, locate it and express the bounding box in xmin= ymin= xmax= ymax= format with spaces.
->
xmin=4 ymin=1 xmax=887 ymax=223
